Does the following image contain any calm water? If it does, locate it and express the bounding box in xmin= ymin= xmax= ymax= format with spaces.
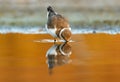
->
xmin=0 ymin=33 xmax=120 ymax=82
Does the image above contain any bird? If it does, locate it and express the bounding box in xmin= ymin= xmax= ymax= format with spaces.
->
xmin=46 ymin=6 xmax=72 ymax=42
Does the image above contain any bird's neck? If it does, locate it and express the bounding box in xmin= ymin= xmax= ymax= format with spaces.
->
xmin=47 ymin=11 xmax=57 ymax=19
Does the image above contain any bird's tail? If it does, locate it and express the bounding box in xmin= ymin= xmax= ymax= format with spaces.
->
xmin=59 ymin=28 xmax=72 ymax=42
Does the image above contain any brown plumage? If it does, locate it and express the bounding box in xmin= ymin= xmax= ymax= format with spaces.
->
xmin=46 ymin=6 xmax=72 ymax=42
xmin=60 ymin=28 xmax=72 ymax=41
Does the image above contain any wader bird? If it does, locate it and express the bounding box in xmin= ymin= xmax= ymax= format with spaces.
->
xmin=46 ymin=6 xmax=72 ymax=42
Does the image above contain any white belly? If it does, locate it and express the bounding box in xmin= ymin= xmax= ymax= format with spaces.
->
xmin=45 ymin=25 xmax=57 ymax=38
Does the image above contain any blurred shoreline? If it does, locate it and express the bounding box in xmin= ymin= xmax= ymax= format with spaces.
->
xmin=0 ymin=0 xmax=120 ymax=27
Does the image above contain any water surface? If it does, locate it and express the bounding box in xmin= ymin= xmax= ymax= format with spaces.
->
xmin=0 ymin=33 xmax=120 ymax=82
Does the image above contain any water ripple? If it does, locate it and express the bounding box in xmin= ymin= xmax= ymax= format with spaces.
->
xmin=0 ymin=26 xmax=120 ymax=34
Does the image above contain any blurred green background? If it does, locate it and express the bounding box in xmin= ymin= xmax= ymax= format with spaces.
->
xmin=0 ymin=0 xmax=120 ymax=26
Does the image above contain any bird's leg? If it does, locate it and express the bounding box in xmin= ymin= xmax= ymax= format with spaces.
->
xmin=65 ymin=40 xmax=68 ymax=43
xmin=54 ymin=38 xmax=57 ymax=44
xmin=54 ymin=39 xmax=56 ymax=42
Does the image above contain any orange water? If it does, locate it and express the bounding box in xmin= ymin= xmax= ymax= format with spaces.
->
xmin=0 ymin=33 xmax=120 ymax=82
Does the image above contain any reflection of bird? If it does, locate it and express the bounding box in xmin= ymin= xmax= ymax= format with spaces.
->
xmin=46 ymin=42 xmax=72 ymax=74
xmin=46 ymin=6 xmax=72 ymax=42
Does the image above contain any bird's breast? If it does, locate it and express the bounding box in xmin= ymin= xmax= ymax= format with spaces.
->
xmin=45 ymin=25 xmax=57 ymax=38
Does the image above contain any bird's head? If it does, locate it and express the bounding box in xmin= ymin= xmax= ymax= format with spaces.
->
xmin=47 ymin=6 xmax=54 ymax=12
